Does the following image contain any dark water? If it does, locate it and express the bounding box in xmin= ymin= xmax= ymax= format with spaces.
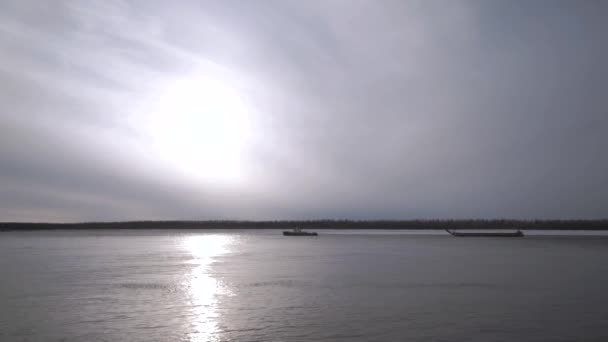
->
xmin=1 ymin=230 xmax=608 ymax=341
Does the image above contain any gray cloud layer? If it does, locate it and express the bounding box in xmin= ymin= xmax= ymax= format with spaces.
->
xmin=1 ymin=0 xmax=607 ymax=221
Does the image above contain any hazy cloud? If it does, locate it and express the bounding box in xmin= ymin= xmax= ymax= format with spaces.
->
xmin=1 ymin=0 xmax=607 ymax=221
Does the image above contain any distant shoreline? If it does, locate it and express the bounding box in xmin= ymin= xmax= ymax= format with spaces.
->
xmin=1 ymin=220 xmax=607 ymax=231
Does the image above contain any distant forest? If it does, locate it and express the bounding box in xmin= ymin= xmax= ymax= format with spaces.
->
xmin=1 ymin=219 xmax=608 ymax=230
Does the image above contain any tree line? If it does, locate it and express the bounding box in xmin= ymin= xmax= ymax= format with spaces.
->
xmin=1 ymin=219 xmax=607 ymax=230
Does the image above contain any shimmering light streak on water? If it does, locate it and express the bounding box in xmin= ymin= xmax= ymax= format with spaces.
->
xmin=182 ymin=235 xmax=235 ymax=341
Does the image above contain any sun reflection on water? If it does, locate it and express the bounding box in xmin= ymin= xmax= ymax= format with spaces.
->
xmin=182 ymin=235 xmax=234 ymax=341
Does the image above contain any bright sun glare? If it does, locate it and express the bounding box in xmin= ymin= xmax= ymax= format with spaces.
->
xmin=143 ymin=75 xmax=252 ymax=184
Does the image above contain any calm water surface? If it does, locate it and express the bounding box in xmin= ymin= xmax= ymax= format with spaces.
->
xmin=1 ymin=230 xmax=608 ymax=341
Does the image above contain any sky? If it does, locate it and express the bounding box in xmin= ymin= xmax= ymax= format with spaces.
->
xmin=0 ymin=0 xmax=607 ymax=222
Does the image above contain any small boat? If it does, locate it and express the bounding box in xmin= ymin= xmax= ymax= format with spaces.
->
xmin=446 ymin=229 xmax=524 ymax=237
xmin=283 ymin=227 xmax=318 ymax=236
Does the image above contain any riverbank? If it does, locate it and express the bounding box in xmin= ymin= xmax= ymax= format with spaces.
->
xmin=2 ymin=219 xmax=608 ymax=230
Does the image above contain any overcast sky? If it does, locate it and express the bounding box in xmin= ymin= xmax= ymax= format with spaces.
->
xmin=1 ymin=0 xmax=607 ymax=222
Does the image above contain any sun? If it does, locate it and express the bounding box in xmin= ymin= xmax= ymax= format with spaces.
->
xmin=142 ymin=75 xmax=252 ymax=184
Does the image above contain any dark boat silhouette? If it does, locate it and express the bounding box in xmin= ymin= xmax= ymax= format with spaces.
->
xmin=446 ymin=229 xmax=524 ymax=237
xmin=283 ymin=227 xmax=318 ymax=236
